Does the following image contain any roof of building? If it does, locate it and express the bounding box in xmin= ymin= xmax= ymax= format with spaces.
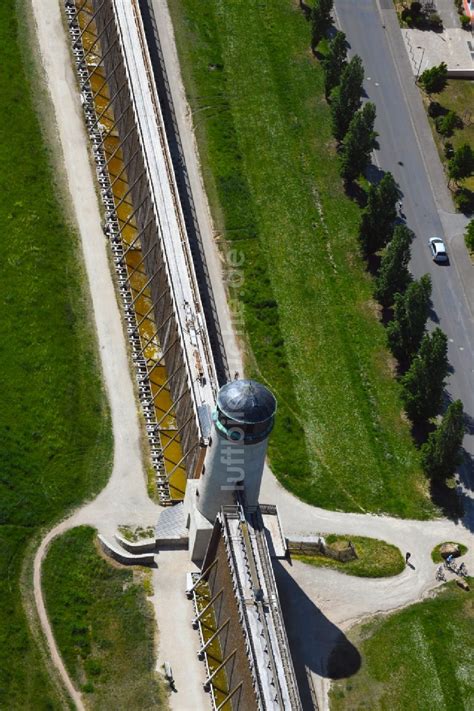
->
xmin=217 ymin=379 xmax=277 ymax=424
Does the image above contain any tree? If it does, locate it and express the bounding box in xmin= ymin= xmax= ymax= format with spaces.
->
xmin=311 ymin=0 xmax=334 ymax=51
xmin=387 ymin=274 xmax=432 ymax=363
xmin=421 ymin=400 xmax=465 ymax=481
xmin=419 ymin=62 xmax=448 ymax=95
xmin=322 ymin=31 xmax=347 ymax=99
xmin=465 ymin=219 xmax=474 ymax=252
xmin=401 ymin=328 xmax=449 ymax=423
xmin=340 ymin=102 xmax=378 ymax=183
xmin=374 ymin=225 xmax=414 ymax=306
xmin=448 ymin=144 xmax=474 ymax=185
xmin=358 ymin=172 xmax=399 ymax=256
xmin=330 ymin=55 xmax=365 ymax=141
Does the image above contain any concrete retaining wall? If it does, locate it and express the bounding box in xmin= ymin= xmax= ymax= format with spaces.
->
xmin=114 ymin=533 xmax=156 ymax=553
xmin=98 ymin=534 xmax=155 ymax=566
xmin=287 ymin=537 xmax=357 ymax=563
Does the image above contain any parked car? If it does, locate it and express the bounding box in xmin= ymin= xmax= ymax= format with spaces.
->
xmin=429 ymin=237 xmax=448 ymax=263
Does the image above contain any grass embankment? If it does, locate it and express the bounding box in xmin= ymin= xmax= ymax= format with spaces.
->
xmin=431 ymin=542 xmax=468 ymax=562
xmin=43 ymin=527 xmax=167 ymax=708
xmin=0 ymin=2 xmax=112 ymax=706
xmin=425 ymin=80 xmax=474 ymax=192
xmin=330 ymin=581 xmax=474 ymax=710
xmin=292 ymin=535 xmax=405 ymax=578
xmin=169 ymin=0 xmax=434 ymax=517
xmin=294 ymin=534 xmax=405 ymax=577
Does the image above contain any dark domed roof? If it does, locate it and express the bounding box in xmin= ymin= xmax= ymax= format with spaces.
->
xmin=217 ymin=380 xmax=276 ymax=424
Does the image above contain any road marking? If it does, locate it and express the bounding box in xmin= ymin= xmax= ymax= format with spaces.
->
xmin=449 ymin=338 xmax=454 ymax=342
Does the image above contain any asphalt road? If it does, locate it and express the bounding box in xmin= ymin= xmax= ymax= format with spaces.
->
xmin=335 ymin=0 xmax=474 ymax=517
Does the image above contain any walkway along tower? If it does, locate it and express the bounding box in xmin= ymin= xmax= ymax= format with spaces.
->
xmin=184 ymin=379 xmax=276 ymax=560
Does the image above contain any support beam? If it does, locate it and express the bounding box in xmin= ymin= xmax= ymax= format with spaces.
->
xmin=105 ymin=124 xmax=135 ymax=166
xmin=139 ymin=326 xmax=160 ymax=356
xmin=89 ymin=77 xmax=128 ymax=132
xmin=79 ymin=14 xmax=116 ymax=64
xmin=204 ymin=650 xmax=237 ymax=690
xmin=165 ymin=441 xmax=198 ymax=482
xmin=100 ymin=103 xmax=133 ymax=142
xmin=187 ymin=559 xmax=218 ymax=598
xmin=73 ymin=1 xmax=105 ymax=48
xmin=126 ymin=240 xmax=157 ymax=281
xmin=69 ymin=0 xmax=90 ymax=25
xmin=117 ymin=195 xmax=148 ymax=237
xmin=198 ymin=619 xmax=230 ymax=659
xmin=130 ymin=264 xmax=161 ymax=308
xmin=192 ymin=589 xmax=224 ymax=627
xmin=110 ymin=147 xmax=140 ymax=189
xmin=84 ymin=52 xmax=120 ymax=94
xmin=155 ymin=384 xmax=189 ymax=429
xmin=147 ymin=337 xmax=179 ymax=377
xmin=152 ymin=362 xmax=186 ymax=403
xmin=136 ymin=300 xmax=156 ymax=330
xmin=216 ymin=681 xmax=243 ymax=710
xmin=113 ymin=169 xmax=146 ymax=215
xmin=161 ymin=412 xmax=195 ymax=455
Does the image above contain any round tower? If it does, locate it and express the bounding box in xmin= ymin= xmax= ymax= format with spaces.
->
xmin=197 ymin=379 xmax=277 ymax=522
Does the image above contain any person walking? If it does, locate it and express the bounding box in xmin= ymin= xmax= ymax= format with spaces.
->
xmin=405 ymin=551 xmax=411 ymax=564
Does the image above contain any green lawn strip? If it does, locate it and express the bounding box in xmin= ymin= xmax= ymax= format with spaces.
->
xmin=330 ymin=581 xmax=474 ymax=710
xmin=0 ymin=2 xmax=112 ymax=706
xmin=425 ymin=80 xmax=474 ymax=191
xmin=170 ymin=0 xmax=433 ymax=517
xmin=43 ymin=527 xmax=167 ymax=708
xmin=294 ymin=534 xmax=405 ymax=577
xmin=431 ymin=542 xmax=468 ymax=563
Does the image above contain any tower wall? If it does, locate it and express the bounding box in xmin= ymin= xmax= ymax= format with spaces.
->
xmin=197 ymin=429 xmax=269 ymax=521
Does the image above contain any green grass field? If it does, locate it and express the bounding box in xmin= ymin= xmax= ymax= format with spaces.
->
xmin=330 ymin=581 xmax=474 ymax=710
xmin=43 ymin=527 xmax=167 ymax=709
xmin=294 ymin=534 xmax=405 ymax=577
xmin=169 ymin=0 xmax=434 ymax=518
xmin=0 ymin=2 xmax=112 ymax=706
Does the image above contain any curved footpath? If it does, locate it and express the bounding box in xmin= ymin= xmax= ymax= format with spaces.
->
xmin=28 ymin=1 xmax=474 ymax=710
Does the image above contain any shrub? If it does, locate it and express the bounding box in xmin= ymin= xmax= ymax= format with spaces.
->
xmin=435 ymin=111 xmax=461 ymax=137
xmin=444 ymin=141 xmax=454 ymax=159
xmin=461 ymin=15 xmax=472 ymax=29
xmin=465 ymin=219 xmax=474 ymax=251
xmin=428 ymin=101 xmax=445 ymax=118
xmin=401 ymin=8 xmax=413 ymax=24
xmin=455 ymin=188 xmax=474 ymax=214
xmin=410 ymin=1 xmax=422 ymax=17
xmin=429 ymin=12 xmax=443 ymax=30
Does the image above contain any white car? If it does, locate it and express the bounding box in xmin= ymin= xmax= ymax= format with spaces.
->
xmin=429 ymin=237 xmax=448 ymax=263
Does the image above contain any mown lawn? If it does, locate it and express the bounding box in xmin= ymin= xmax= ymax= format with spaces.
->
xmin=43 ymin=527 xmax=167 ymax=709
xmin=0 ymin=1 xmax=112 ymax=706
xmin=294 ymin=534 xmax=405 ymax=577
xmin=330 ymin=581 xmax=474 ymax=710
xmin=169 ymin=0 xmax=435 ymax=517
